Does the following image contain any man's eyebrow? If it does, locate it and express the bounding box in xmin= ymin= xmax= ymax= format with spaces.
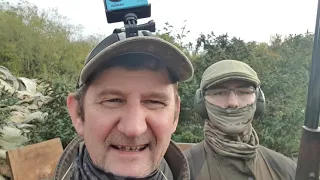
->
xmin=236 ymin=84 xmax=255 ymax=88
xmin=207 ymin=84 xmax=227 ymax=89
xmin=142 ymin=91 xmax=171 ymax=100
xmin=96 ymin=89 xmax=126 ymax=97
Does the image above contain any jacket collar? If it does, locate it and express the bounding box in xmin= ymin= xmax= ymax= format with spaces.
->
xmin=54 ymin=136 xmax=190 ymax=180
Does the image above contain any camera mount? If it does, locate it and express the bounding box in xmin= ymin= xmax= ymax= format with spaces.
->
xmin=103 ymin=0 xmax=156 ymax=37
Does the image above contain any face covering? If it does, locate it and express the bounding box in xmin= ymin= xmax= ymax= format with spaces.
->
xmin=204 ymin=101 xmax=259 ymax=159
xmin=205 ymin=101 xmax=256 ymax=135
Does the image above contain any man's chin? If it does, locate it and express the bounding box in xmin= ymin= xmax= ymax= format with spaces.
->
xmin=108 ymin=165 xmax=154 ymax=178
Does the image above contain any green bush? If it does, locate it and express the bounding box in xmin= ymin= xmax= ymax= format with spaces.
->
xmin=1 ymin=0 xmax=314 ymax=156
xmin=0 ymin=89 xmax=21 ymax=139
xmin=24 ymin=80 xmax=77 ymax=148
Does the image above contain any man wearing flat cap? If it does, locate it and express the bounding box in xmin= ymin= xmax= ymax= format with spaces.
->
xmin=53 ymin=30 xmax=193 ymax=180
xmin=184 ymin=59 xmax=296 ymax=180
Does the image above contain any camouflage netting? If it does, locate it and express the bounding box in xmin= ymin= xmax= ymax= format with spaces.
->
xmin=0 ymin=66 xmax=53 ymax=179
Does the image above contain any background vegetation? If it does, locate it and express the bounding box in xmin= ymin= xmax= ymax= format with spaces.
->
xmin=1 ymin=0 xmax=314 ymax=157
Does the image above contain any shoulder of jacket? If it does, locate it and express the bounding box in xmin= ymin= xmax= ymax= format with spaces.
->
xmin=258 ymin=145 xmax=296 ymax=164
xmin=182 ymin=141 xmax=206 ymax=180
xmin=257 ymin=145 xmax=297 ymax=177
xmin=53 ymin=136 xmax=84 ymax=180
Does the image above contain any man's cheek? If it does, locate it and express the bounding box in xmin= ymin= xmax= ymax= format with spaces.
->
xmin=85 ymin=121 xmax=107 ymax=140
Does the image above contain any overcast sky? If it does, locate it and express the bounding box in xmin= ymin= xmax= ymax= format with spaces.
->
xmin=23 ymin=0 xmax=319 ymax=43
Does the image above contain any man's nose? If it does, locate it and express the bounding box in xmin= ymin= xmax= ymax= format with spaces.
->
xmin=117 ymin=103 xmax=147 ymax=137
xmin=226 ymin=90 xmax=239 ymax=108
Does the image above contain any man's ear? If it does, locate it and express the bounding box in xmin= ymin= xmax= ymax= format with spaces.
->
xmin=66 ymin=93 xmax=84 ymax=136
xmin=172 ymin=95 xmax=181 ymax=134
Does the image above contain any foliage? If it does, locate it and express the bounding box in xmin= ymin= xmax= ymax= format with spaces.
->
xmin=172 ymin=123 xmax=204 ymax=143
xmin=0 ymin=0 xmax=315 ymax=156
xmin=0 ymin=89 xmax=21 ymax=138
xmin=158 ymin=22 xmax=313 ymax=156
xmin=0 ymin=0 xmax=100 ymax=80
xmin=24 ymin=79 xmax=77 ymax=148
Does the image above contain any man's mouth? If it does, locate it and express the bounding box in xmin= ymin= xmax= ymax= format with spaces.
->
xmin=110 ymin=144 xmax=148 ymax=152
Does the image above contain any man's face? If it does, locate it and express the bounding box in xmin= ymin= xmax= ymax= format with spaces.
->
xmin=204 ymin=80 xmax=256 ymax=108
xmin=67 ymin=67 xmax=180 ymax=177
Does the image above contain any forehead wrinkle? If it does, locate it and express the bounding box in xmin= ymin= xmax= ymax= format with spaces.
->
xmin=86 ymin=68 xmax=175 ymax=98
xmin=91 ymin=84 xmax=174 ymax=100
xmin=96 ymin=88 xmax=128 ymax=98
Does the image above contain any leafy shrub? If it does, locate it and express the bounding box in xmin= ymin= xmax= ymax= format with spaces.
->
xmin=24 ymin=80 xmax=77 ymax=148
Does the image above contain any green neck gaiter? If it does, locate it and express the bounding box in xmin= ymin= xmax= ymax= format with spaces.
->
xmin=205 ymin=101 xmax=256 ymax=135
xmin=204 ymin=101 xmax=259 ymax=159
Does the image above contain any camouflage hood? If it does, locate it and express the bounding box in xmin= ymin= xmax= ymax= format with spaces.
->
xmin=200 ymin=59 xmax=260 ymax=90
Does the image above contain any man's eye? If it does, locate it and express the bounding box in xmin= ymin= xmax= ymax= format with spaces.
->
xmin=144 ymin=100 xmax=165 ymax=109
xmin=145 ymin=100 xmax=164 ymax=104
xmin=237 ymin=88 xmax=254 ymax=95
xmin=106 ymin=98 xmax=123 ymax=103
xmin=215 ymin=91 xmax=228 ymax=95
xmin=211 ymin=90 xmax=228 ymax=96
xmin=101 ymin=98 xmax=124 ymax=107
xmin=239 ymin=91 xmax=251 ymax=94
